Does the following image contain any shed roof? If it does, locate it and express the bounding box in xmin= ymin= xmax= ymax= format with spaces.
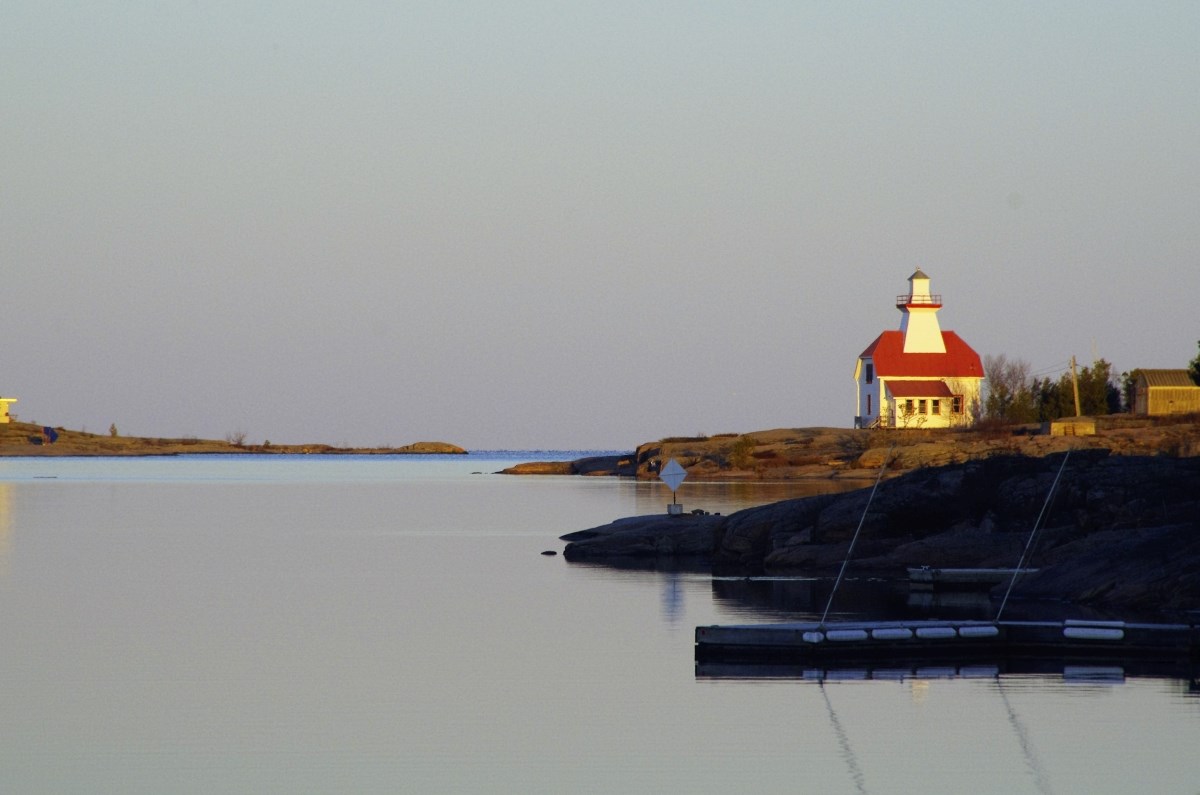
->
xmin=859 ymin=330 xmax=983 ymax=378
xmin=885 ymin=380 xmax=955 ymax=398
xmin=1137 ymin=369 xmax=1200 ymax=388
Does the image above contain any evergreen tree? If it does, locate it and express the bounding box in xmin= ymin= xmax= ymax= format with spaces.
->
xmin=1036 ymin=359 xmax=1119 ymax=418
xmin=1034 ymin=377 xmax=1068 ymax=421
xmin=1078 ymin=359 xmax=1119 ymax=415
xmin=984 ymin=354 xmax=1120 ymax=422
xmin=1010 ymin=386 xmax=1038 ymax=423
xmin=1120 ymin=369 xmax=1142 ymax=413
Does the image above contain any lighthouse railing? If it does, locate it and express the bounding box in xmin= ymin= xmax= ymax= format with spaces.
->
xmin=896 ymin=293 xmax=942 ymax=307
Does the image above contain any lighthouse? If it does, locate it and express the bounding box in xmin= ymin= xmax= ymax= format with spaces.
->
xmin=854 ymin=270 xmax=984 ymax=428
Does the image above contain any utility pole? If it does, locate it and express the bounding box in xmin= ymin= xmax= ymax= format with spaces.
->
xmin=1070 ymin=355 xmax=1082 ymax=416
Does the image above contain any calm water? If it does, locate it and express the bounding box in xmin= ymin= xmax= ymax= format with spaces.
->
xmin=0 ymin=454 xmax=1197 ymax=794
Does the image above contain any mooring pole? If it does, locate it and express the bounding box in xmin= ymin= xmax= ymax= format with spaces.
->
xmin=819 ymin=445 xmax=894 ymax=628
xmin=995 ymin=450 xmax=1071 ymax=622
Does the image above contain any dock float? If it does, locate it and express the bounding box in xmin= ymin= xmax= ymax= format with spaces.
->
xmin=694 ymin=619 xmax=1200 ymax=665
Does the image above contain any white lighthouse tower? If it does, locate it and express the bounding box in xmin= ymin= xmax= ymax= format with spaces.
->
xmin=898 ymin=268 xmax=946 ymax=354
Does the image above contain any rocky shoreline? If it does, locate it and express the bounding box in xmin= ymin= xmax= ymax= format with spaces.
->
xmin=504 ymin=416 xmax=1200 ymax=481
xmin=561 ymin=450 xmax=1200 ymax=613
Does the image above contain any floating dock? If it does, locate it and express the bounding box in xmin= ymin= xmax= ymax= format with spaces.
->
xmin=695 ymin=619 xmax=1200 ymax=665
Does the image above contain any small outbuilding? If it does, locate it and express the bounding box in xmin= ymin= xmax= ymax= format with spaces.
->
xmin=1044 ymin=417 xmax=1097 ymax=436
xmin=0 ymin=397 xmax=15 ymax=423
xmin=1133 ymin=370 xmax=1200 ymax=416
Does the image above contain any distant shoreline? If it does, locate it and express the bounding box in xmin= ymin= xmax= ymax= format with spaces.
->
xmin=0 ymin=422 xmax=467 ymax=457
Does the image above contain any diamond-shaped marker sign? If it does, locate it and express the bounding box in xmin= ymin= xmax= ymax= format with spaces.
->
xmin=659 ymin=458 xmax=687 ymax=492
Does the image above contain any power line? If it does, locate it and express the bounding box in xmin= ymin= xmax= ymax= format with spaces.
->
xmin=1028 ymin=360 xmax=1071 ymax=380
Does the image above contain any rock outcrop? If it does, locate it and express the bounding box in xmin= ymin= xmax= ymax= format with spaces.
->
xmin=500 ymin=454 xmax=635 ymax=476
xmin=561 ymin=452 xmax=1200 ymax=611
xmin=511 ymin=417 xmax=1200 ymax=482
xmin=561 ymin=513 xmax=723 ymax=560
xmin=392 ymin=441 xmax=467 ymax=454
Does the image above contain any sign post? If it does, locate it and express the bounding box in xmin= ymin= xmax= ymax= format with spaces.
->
xmin=658 ymin=458 xmax=687 ymax=515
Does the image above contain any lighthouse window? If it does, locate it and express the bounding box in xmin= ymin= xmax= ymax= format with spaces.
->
xmin=904 ymin=399 xmax=914 ymax=415
xmin=952 ymin=395 xmax=963 ymax=414
xmin=865 ymin=364 xmax=874 ymax=384
xmin=866 ymin=394 xmax=872 ymax=415
xmin=931 ymin=399 xmax=941 ymax=415
xmin=918 ymin=399 xmax=927 ymax=414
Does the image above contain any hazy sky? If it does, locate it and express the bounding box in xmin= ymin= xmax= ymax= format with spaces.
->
xmin=4 ymin=2 xmax=1198 ymax=449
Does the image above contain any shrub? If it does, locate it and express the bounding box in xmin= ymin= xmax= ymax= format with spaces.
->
xmin=972 ymin=417 xmax=1015 ymax=439
xmin=729 ymin=435 xmax=758 ymax=469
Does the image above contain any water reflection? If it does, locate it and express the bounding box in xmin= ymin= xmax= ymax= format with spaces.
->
xmin=0 ymin=482 xmax=11 ymax=577
xmin=998 ymin=676 xmax=1054 ymax=795
xmin=820 ymin=680 xmax=868 ymax=794
xmin=630 ymin=477 xmax=864 ymax=518
xmin=696 ymin=660 xmax=1200 ymax=691
xmin=694 ymin=662 xmax=1200 ymax=794
xmin=906 ymin=588 xmax=994 ymax=612
xmin=661 ymin=571 xmax=684 ymax=626
xmin=710 ymin=576 xmax=914 ymax=621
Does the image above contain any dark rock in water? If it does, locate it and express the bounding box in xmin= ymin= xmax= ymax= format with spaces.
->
xmin=541 ymin=550 xmax=558 ymax=556
xmin=560 ymin=453 xmax=1200 ymax=611
xmin=561 ymin=513 xmax=723 ymax=561
xmin=717 ymin=494 xmax=839 ymax=566
xmin=1011 ymin=522 xmax=1200 ymax=611
xmin=500 ymin=454 xmax=636 ymax=477
xmin=501 ymin=461 xmax=575 ymax=475
xmin=572 ymin=455 xmax=636 ymax=477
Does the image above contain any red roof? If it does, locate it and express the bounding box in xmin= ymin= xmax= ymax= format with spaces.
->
xmin=859 ymin=330 xmax=983 ymax=378
xmin=885 ymin=380 xmax=955 ymax=397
